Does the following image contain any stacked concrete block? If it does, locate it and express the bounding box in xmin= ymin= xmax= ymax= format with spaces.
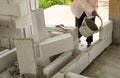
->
xmin=0 ymin=14 xmax=32 ymax=28
xmin=88 ymin=21 xmax=113 ymax=64
xmin=0 ymin=2 xmax=30 ymax=16
xmin=0 ymin=0 xmax=39 ymax=74
xmin=39 ymin=33 xmax=73 ymax=59
xmin=52 ymin=72 xmax=89 ymax=78
xmin=30 ymin=9 xmax=48 ymax=42
xmin=0 ymin=0 xmax=40 ymax=48
xmin=46 ymin=26 xmax=79 ymax=54
xmin=0 ymin=37 xmax=10 ymax=49
xmin=0 ymin=0 xmax=38 ymax=16
xmin=43 ymin=51 xmax=73 ymax=78
xmin=0 ymin=37 xmax=15 ymax=50
xmin=88 ymin=40 xmax=106 ymax=64
xmin=14 ymin=39 xmax=37 ymax=77
xmin=99 ymin=21 xmax=113 ymax=47
xmin=65 ymin=72 xmax=89 ymax=78
xmin=60 ymin=52 xmax=89 ymax=74
xmin=9 ymin=0 xmax=39 ymax=10
xmin=51 ymin=20 xmax=113 ymax=78
xmin=0 ymin=0 xmax=8 ymax=4
xmin=0 ymin=48 xmax=17 ymax=72
xmin=13 ymin=8 xmax=75 ymax=78
xmin=52 ymin=72 xmax=64 ymax=78
xmin=85 ymin=21 xmax=112 ymax=68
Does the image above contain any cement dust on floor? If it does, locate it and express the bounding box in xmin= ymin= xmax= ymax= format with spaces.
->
xmin=81 ymin=44 xmax=120 ymax=78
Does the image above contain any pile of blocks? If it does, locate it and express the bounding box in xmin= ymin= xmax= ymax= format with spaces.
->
xmin=14 ymin=8 xmax=76 ymax=78
xmin=0 ymin=0 xmax=38 ymax=72
xmin=0 ymin=0 xmax=113 ymax=78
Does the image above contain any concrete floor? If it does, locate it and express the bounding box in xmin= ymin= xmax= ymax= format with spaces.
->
xmin=81 ymin=44 xmax=120 ymax=78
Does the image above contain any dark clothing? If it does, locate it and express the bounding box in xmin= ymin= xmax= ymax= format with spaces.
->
xmin=75 ymin=12 xmax=95 ymax=44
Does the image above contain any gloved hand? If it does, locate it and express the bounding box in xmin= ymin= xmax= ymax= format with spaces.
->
xmin=92 ymin=10 xmax=98 ymax=17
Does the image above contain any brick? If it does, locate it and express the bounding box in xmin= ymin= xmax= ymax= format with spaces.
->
xmin=31 ymin=9 xmax=48 ymax=42
xmin=60 ymin=53 xmax=89 ymax=74
xmin=14 ymin=39 xmax=37 ymax=76
xmin=39 ymin=33 xmax=73 ymax=58
xmin=43 ymin=51 xmax=73 ymax=78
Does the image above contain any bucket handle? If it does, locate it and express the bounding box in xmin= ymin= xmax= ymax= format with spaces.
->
xmin=96 ymin=14 xmax=103 ymax=31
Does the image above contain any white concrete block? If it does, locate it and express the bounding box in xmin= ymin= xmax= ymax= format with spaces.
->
xmin=47 ymin=31 xmax=64 ymax=38
xmin=60 ymin=53 xmax=89 ymax=74
xmin=0 ymin=37 xmax=10 ymax=49
xmin=88 ymin=40 xmax=106 ymax=64
xmin=0 ymin=49 xmax=10 ymax=55
xmin=13 ymin=14 xmax=32 ymax=28
xmin=23 ymin=25 xmax=33 ymax=38
xmin=0 ymin=15 xmax=13 ymax=28
xmin=43 ymin=51 xmax=73 ymax=78
xmin=37 ymin=66 xmax=44 ymax=78
xmin=9 ymin=38 xmax=15 ymax=49
xmin=35 ymin=0 xmax=39 ymax=9
xmin=65 ymin=72 xmax=89 ymax=78
xmin=9 ymin=0 xmax=37 ymax=10
xmin=31 ymin=9 xmax=48 ymax=42
xmin=39 ymin=33 xmax=73 ymax=58
xmin=34 ymin=43 xmax=50 ymax=67
xmin=0 ymin=37 xmax=5 ymax=48
xmin=9 ymin=0 xmax=28 ymax=4
xmin=0 ymin=0 xmax=8 ymax=4
xmin=0 ymin=48 xmax=17 ymax=72
xmin=99 ymin=21 xmax=113 ymax=40
xmin=14 ymin=39 xmax=37 ymax=76
xmin=52 ymin=72 xmax=64 ymax=78
xmin=104 ymin=21 xmax=113 ymax=47
xmin=29 ymin=0 xmax=36 ymax=10
xmin=0 ymin=14 xmax=32 ymax=28
xmin=0 ymin=39 xmax=1 ymax=48
xmin=37 ymin=57 xmax=50 ymax=67
xmin=3 ymin=37 xmax=10 ymax=49
xmin=46 ymin=26 xmax=79 ymax=53
xmin=0 ymin=1 xmax=30 ymax=16
xmin=0 ymin=27 xmax=24 ymax=38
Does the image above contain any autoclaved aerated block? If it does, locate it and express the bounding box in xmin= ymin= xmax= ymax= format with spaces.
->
xmin=0 ymin=1 xmax=30 ymax=16
xmin=43 ymin=51 xmax=73 ymax=78
xmin=39 ymin=33 xmax=73 ymax=58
